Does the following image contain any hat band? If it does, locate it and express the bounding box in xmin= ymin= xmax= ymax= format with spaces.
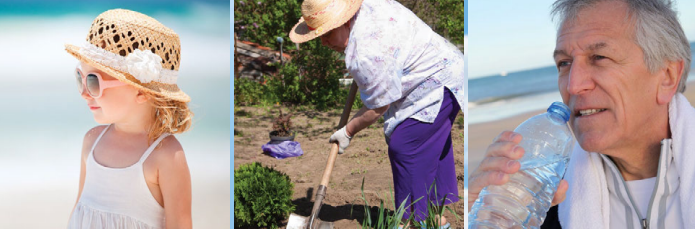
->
xmin=78 ymin=42 xmax=178 ymax=84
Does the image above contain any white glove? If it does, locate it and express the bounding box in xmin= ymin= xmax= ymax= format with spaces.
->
xmin=329 ymin=126 xmax=352 ymax=154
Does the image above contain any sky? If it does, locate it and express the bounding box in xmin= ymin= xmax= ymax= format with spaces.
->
xmin=468 ymin=0 xmax=695 ymax=79
xmin=0 ymin=1 xmax=230 ymax=83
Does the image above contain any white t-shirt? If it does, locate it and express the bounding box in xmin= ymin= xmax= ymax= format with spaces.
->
xmin=602 ymin=140 xmax=683 ymax=229
xmin=625 ymin=177 xmax=656 ymax=218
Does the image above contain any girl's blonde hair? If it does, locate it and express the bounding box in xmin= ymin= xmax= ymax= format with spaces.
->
xmin=146 ymin=92 xmax=193 ymax=143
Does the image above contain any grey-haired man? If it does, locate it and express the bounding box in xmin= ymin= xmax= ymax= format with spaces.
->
xmin=469 ymin=0 xmax=695 ymax=228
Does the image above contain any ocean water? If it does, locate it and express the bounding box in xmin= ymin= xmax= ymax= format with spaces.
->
xmin=0 ymin=1 xmax=230 ymax=227
xmin=469 ymin=42 xmax=695 ymax=124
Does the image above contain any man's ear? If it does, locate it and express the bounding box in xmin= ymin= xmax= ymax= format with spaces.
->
xmin=657 ymin=60 xmax=683 ymax=105
xmin=136 ymin=90 xmax=149 ymax=104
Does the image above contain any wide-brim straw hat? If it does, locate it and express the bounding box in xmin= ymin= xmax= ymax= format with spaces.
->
xmin=289 ymin=0 xmax=364 ymax=43
xmin=65 ymin=9 xmax=190 ymax=102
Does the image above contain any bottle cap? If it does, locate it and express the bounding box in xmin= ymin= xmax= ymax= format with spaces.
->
xmin=548 ymin=102 xmax=571 ymax=122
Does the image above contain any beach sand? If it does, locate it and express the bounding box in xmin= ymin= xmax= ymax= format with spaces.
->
xmin=468 ymin=81 xmax=695 ymax=173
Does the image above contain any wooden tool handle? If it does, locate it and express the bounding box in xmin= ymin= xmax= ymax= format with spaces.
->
xmin=320 ymin=144 xmax=340 ymax=186
xmin=339 ymin=81 xmax=359 ymax=127
xmin=319 ymin=81 xmax=358 ymax=186
xmin=307 ymin=81 xmax=359 ymax=229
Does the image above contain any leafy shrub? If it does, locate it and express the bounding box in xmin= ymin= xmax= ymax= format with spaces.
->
xmin=234 ymin=77 xmax=270 ymax=106
xmin=434 ymin=0 xmax=465 ymax=45
xmin=234 ymin=0 xmax=302 ymax=51
xmin=234 ymin=39 xmax=354 ymax=110
xmin=234 ymin=0 xmax=350 ymax=109
xmin=281 ymin=40 xmax=348 ymax=110
xmin=264 ymin=61 xmax=306 ymax=105
xmin=392 ymin=0 xmax=465 ymax=46
xmin=234 ymin=162 xmax=296 ymax=229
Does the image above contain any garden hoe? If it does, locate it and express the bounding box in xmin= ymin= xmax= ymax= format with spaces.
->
xmin=287 ymin=81 xmax=359 ymax=229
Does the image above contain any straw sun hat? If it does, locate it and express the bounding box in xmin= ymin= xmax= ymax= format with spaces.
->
xmin=65 ymin=9 xmax=190 ymax=102
xmin=289 ymin=0 xmax=364 ymax=43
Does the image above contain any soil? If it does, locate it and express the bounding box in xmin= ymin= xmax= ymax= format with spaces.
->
xmin=234 ymin=105 xmax=466 ymax=229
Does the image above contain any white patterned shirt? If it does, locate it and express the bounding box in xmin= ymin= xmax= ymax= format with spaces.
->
xmin=344 ymin=0 xmax=466 ymax=138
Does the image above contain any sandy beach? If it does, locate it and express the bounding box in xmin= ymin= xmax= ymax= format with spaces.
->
xmin=468 ymin=81 xmax=695 ymax=173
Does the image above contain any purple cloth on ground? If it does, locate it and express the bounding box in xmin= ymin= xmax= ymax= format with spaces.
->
xmin=262 ymin=141 xmax=304 ymax=159
xmin=388 ymin=88 xmax=461 ymax=221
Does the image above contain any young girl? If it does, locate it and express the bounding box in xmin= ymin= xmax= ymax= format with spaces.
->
xmin=65 ymin=9 xmax=193 ymax=229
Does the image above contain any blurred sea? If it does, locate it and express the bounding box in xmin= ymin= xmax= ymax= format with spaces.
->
xmin=0 ymin=1 xmax=230 ymax=228
xmin=468 ymin=42 xmax=695 ymax=124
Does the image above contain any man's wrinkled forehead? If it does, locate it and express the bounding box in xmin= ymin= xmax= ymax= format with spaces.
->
xmin=554 ymin=42 xmax=608 ymax=59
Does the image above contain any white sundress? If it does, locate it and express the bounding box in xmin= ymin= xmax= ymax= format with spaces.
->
xmin=68 ymin=124 xmax=170 ymax=229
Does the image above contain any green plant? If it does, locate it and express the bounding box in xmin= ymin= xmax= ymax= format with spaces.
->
xmin=434 ymin=0 xmax=465 ymax=45
xmin=233 ymin=41 xmax=357 ymax=110
xmin=282 ymin=40 xmax=350 ymax=110
xmin=419 ymin=182 xmax=462 ymax=228
xmin=234 ymin=162 xmax=296 ymax=229
xmin=398 ymin=0 xmax=465 ymax=46
xmin=355 ymin=178 xmax=462 ymax=229
xmin=252 ymin=42 xmax=355 ymax=110
xmin=234 ymin=0 xmax=302 ymax=51
xmin=355 ymin=178 xmax=418 ymax=229
xmin=272 ymin=108 xmax=293 ymax=137
xmin=234 ymin=77 xmax=270 ymax=106
xmin=264 ymin=61 xmax=306 ymax=105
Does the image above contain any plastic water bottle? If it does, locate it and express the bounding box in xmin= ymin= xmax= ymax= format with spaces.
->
xmin=469 ymin=102 xmax=575 ymax=229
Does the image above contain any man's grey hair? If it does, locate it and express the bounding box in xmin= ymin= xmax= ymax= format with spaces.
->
xmin=551 ymin=0 xmax=691 ymax=92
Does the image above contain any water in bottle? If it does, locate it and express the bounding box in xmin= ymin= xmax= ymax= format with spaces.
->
xmin=469 ymin=102 xmax=575 ymax=229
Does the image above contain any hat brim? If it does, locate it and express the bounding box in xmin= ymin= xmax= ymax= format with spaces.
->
xmin=65 ymin=44 xmax=191 ymax=103
xmin=289 ymin=0 xmax=363 ymax=43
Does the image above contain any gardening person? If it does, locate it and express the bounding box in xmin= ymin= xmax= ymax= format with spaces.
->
xmin=289 ymin=0 xmax=466 ymax=228
xmin=468 ymin=0 xmax=695 ymax=228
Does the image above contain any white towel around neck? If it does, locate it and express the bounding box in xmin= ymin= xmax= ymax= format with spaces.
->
xmin=558 ymin=93 xmax=695 ymax=228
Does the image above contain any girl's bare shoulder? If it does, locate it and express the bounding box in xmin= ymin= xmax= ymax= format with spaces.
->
xmin=84 ymin=125 xmax=109 ymax=140
xmin=81 ymin=125 xmax=110 ymax=156
xmin=149 ymin=135 xmax=188 ymax=169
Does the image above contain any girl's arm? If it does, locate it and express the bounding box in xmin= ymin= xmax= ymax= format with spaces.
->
xmin=159 ymin=137 xmax=193 ymax=229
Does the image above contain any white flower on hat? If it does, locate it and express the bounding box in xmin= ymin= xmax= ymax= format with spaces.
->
xmin=78 ymin=42 xmax=178 ymax=84
xmin=126 ymin=49 xmax=163 ymax=84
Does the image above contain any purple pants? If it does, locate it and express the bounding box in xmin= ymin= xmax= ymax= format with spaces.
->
xmin=388 ymin=88 xmax=461 ymax=221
